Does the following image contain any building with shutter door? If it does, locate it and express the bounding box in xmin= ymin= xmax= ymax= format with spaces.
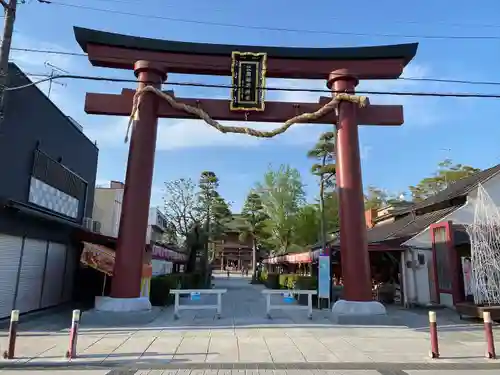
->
xmin=0 ymin=63 xmax=99 ymax=319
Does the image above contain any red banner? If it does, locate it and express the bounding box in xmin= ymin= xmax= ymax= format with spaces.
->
xmin=80 ymin=242 xmax=114 ymax=276
xmin=81 ymin=241 xmax=152 ymax=277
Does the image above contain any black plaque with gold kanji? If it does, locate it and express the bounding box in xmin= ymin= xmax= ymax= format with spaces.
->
xmin=230 ymin=51 xmax=267 ymax=111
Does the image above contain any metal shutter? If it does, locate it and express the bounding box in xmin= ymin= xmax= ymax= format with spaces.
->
xmin=61 ymin=246 xmax=76 ymax=302
xmin=0 ymin=234 xmax=23 ymax=319
xmin=15 ymin=238 xmax=47 ymax=313
xmin=40 ymin=242 xmax=66 ymax=309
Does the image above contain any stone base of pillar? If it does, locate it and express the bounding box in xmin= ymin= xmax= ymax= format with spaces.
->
xmin=80 ymin=297 xmax=159 ymax=327
xmin=331 ymin=299 xmax=391 ymax=325
xmin=95 ymin=296 xmax=152 ymax=312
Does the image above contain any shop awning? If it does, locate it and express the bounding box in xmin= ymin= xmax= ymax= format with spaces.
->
xmin=151 ymin=244 xmax=188 ymax=263
xmin=80 ymin=241 xmax=152 ymax=277
xmin=263 ymin=242 xmax=406 ymax=265
xmin=263 ymin=251 xmax=312 ymax=264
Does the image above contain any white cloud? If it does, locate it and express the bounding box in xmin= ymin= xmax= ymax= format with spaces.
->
xmin=85 ymin=113 xmax=334 ymax=151
xmin=11 ymin=34 xmax=74 ymax=72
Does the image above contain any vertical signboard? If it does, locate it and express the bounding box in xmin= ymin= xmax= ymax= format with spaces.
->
xmin=318 ymin=255 xmax=330 ymax=299
xmin=230 ymin=51 xmax=267 ymax=111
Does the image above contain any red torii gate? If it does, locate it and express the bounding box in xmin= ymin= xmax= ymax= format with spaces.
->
xmin=74 ymin=27 xmax=417 ymax=310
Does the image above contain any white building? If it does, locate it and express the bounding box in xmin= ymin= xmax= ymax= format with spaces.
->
xmin=146 ymin=207 xmax=169 ymax=244
xmin=401 ymin=165 xmax=500 ymax=308
xmin=91 ymin=182 xmax=177 ymax=277
xmin=91 ymin=181 xmax=167 ymax=244
xmin=91 ymin=181 xmax=124 ymax=237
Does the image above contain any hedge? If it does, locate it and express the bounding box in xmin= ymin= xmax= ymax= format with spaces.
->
xmin=259 ymin=271 xmax=317 ymax=291
xmin=149 ymin=272 xmax=203 ymax=306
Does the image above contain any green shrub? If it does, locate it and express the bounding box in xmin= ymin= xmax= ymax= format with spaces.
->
xmin=294 ymin=275 xmax=317 ymax=290
xmin=260 ymin=272 xmax=318 ymax=290
xmin=259 ymin=268 xmax=268 ymax=283
xmin=149 ymin=272 xmax=204 ymax=306
xmin=277 ymin=274 xmax=317 ymax=290
xmin=278 ymin=274 xmax=289 ymax=288
xmin=149 ymin=275 xmax=174 ymax=306
xmin=264 ymin=273 xmax=280 ymax=289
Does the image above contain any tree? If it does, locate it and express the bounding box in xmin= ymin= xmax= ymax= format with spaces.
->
xmin=162 ymin=178 xmax=201 ymax=244
xmin=240 ymin=191 xmax=268 ymax=278
xmin=364 ymin=185 xmax=389 ymax=210
xmin=160 ymin=221 xmax=178 ymax=245
xmin=198 ymin=171 xmax=221 ymax=284
xmin=409 ymin=159 xmax=480 ymax=201
xmin=208 ymin=192 xmax=232 ymax=261
xmin=256 ymin=164 xmax=306 ymax=255
xmin=364 ymin=185 xmax=407 ymax=210
xmin=293 ymin=204 xmax=320 ymax=247
xmin=322 ymin=192 xmax=340 ymax=235
xmin=308 ymin=131 xmax=336 ymax=253
xmin=185 ymin=222 xmax=207 ymax=274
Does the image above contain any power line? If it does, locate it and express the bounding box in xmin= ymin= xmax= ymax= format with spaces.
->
xmin=10 ymin=47 xmax=500 ymax=87
xmin=91 ymin=0 xmax=140 ymax=4
xmin=11 ymin=72 xmax=500 ymax=100
xmin=38 ymin=0 xmax=500 ymax=41
xmin=59 ymin=0 xmax=500 ymax=30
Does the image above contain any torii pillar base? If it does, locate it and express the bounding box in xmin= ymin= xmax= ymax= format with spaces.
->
xmin=331 ymin=300 xmax=389 ymax=325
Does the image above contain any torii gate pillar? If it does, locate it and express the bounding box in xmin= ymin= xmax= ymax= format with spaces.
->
xmin=111 ymin=61 xmax=166 ymax=301
xmin=329 ymin=70 xmax=372 ymax=302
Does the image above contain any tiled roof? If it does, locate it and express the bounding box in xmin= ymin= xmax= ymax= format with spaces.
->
xmin=365 ymin=206 xmax=459 ymax=244
xmin=366 ymin=215 xmax=414 ymax=243
xmin=330 ymin=206 xmax=459 ymax=246
xmin=373 ymin=203 xmax=416 ymax=223
xmin=383 ymin=206 xmax=458 ymax=241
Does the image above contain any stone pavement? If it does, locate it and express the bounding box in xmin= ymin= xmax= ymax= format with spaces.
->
xmin=0 ymin=275 xmax=500 ymax=374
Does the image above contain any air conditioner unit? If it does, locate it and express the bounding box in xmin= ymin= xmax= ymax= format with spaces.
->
xmin=92 ymin=220 xmax=102 ymax=234
xmin=83 ymin=217 xmax=93 ymax=230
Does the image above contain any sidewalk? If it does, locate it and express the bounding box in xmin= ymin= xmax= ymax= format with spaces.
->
xmin=0 ymin=276 xmax=499 ymax=374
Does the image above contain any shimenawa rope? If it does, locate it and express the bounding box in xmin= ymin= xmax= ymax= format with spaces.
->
xmin=125 ymin=85 xmax=369 ymax=142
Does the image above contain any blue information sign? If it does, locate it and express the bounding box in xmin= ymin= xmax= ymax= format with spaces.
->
xmin=318 ymin=255 xmax=330 ymax=299
xmin=190 ymin=292 xmax=201 ymax=301
xmin=282 ymin=292 xmax=295 ymax=303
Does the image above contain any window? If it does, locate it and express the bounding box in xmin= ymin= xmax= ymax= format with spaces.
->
xmin=32 ymin=149 xmax=87 ymax=201
xmin=29 ymin=149 xmax=87 ymax=219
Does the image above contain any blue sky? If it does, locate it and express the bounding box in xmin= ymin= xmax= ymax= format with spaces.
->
xmin=11 ymin=0 xmax=500 ymax=211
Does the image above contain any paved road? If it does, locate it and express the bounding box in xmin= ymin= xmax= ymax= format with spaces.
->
xmin=0 ymin=276 xmax=499 ymax=374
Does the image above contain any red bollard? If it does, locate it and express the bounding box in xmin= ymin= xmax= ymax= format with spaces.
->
xmin=65 ymin=309 xmax=80 ymax=359
xmin=429 ymin=311 xmax=440 ymax=359
xmin=3 ymin=310 xmax=19 ymax=359
xmin=483 ymin=311 xmax=496 ymax=359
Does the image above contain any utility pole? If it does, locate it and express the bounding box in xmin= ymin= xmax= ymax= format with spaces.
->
xmin=0 ymin=0 xmax=18 ymax=129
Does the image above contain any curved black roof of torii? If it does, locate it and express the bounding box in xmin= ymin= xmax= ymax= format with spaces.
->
xmin=74 ymin=26 xmax=418 ymax=64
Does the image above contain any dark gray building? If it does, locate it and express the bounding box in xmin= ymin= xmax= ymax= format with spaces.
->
xmin=0 ymin=63 xmax=99 ymax=319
